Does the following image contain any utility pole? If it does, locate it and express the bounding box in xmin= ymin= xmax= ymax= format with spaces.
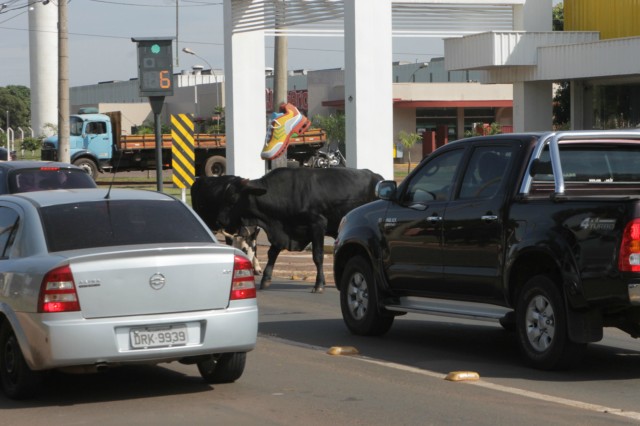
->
xmin=271 ymin=0 xmax=288 ymax=170
xmin=58 ymin=0 xmax=70 ymax=163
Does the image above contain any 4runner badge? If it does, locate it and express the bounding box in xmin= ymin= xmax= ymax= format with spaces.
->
xmin=580 ymin=217 xmax=616 ymax=231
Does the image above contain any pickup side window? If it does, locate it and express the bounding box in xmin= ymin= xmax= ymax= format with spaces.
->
xmin=533 ymin=144 xmax=640 ymax=183
xmin=459 ymin=146 xmax=514 ymax=199
xmin=530 ymin=144 xmax=640 ymax=195
xmin=401 ymin=149 xmax=464 ymax=204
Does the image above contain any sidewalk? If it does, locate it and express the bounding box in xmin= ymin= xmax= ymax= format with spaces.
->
xmin=254 ymin=230 xmax=335 ymax=286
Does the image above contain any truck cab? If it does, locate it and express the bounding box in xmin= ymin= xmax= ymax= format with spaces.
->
xmin=42 ymin=110 xmax=114 ymax=179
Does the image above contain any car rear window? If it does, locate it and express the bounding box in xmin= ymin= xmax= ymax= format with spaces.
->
xmin=41 ymin=199 xmax=214 ymax=252
xmin=9 ymin=168 xmax=96 ymax=193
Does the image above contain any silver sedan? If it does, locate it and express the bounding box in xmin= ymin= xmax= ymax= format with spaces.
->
xmin=0 ymin=188 xmax=258 ymax=399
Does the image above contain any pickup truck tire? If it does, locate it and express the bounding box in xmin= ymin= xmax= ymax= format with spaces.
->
xmin=340 ymin=256 xmax=394 ymax=336
xmin=73 ymin=158 xmax=99 ymax=180
xmin=203 ymin=155 xmax=226 ymax=177
xmin=197 ymin=352 xmax=246 ymax=384
xmin=516 ymin=275 xmax=585 ymax=370
xmin=0 ymin=322 xmax=42 ymax=399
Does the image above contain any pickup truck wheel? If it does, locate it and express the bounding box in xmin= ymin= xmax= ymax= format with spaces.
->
xmin=340 ymin=256 xmax=394 ymax=336
xmin=0 ymin=322 xmax=42 ymax=399
xmin=197 ymin=352 xmax=246 ymax=384
xmin=516 ymin=275 xmax=585 ymax=370
xmin=73 ymin=158 xmax=98 ymax=180
xmin=204 ymin=155 xmax=226 ymax=177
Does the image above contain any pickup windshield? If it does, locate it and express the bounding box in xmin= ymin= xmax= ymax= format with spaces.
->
xmin=534 ymin=143 xmax=640 ymax=183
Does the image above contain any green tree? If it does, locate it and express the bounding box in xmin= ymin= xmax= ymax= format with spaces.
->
xmin=20 ymin=137 xmax=42 ymax=155
xmin=464 ymin=122 xmax=502 ymax=137
xmin=553 ymin=81 xmax=571 ymax=129
xmin=553 ymin=2 xmax=564 ymax=31
xmin=137 ymin=119 xmax=170 ymax=135
xmin=42 ymin=122 xmax=58 ymax=137
xmin=0 ymin=85 xmax=31 ymax=130
xmin=552 ymin=3 xmax=570 ymax=129
xmin=206 ymin=106 xmax=226 ymax=134
xmin=312 ymin=113 xmax=346 ymax=154
xmin=397 ymin=130 xmax=421 ymax=173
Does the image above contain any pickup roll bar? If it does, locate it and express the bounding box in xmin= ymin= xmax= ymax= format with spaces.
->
xmin=519 ymin=130 xmax=640 ymax=196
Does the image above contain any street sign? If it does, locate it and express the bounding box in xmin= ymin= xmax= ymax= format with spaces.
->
xmin=132 ymin=37 xmax=174 ymax=97
xmin=171 ymin=114 xmax=195 ymax=189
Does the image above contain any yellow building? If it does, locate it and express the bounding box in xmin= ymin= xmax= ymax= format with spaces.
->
xmin=565 ymin=0 xmax=640 ymax=39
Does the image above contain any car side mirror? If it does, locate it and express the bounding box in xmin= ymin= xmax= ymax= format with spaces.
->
xmin=376 ymin=180 xmax=397 ymax=200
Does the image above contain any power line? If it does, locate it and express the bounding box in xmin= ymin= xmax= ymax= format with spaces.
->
xmin=86 ymin=0 xmax=220 ymax=7
xmin=0 ymin=24 xmax=441 ymax=58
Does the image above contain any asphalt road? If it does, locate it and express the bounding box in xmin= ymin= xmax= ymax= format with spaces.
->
xmin=3 ymin=280 xmax=640 ymax=425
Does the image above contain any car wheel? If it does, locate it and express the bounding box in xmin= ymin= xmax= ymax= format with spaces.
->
xmin=516 ymin=275 xmax=585 ymax=370
xmin=203 ymin=155 xmax=226 ymax=177
xmin=197 ymin=352 xmax=246 ymax=384
xmin=0 ymin=322 xmax=42 ymax=399
xmin=73 ymin=158 xmax=99 ymax=180
xmin=339 ymin=256 xmax=394 ymax=336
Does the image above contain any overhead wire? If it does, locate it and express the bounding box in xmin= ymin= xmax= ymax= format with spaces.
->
xmin=0 ymin=0 xmax=441 ymax=70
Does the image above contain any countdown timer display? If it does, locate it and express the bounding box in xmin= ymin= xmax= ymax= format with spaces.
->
xmin=133 ymin=38 xmax=174 ymax=97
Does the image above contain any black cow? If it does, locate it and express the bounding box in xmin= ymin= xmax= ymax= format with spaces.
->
xmin=191 ymin=176 xmax=262 ymax=273
xmin=207 ymin=167 xmax=383 ymax=293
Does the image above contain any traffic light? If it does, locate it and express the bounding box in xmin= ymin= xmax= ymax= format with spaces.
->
xmin=132 ymin=38 xmax=174 ymax=97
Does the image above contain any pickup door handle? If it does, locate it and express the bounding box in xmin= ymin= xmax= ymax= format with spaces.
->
xmin=481 ymin=215 xmax=498 ymax=222
xmin=426 ymin=216 xmax=443 ymax=223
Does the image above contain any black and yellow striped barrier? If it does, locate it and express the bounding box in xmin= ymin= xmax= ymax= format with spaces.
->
xmin=171 ymin=114 xmax=195 ymax=189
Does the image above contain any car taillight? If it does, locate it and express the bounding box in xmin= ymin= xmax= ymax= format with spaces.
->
xmin=231 ymin=255 xmax=256 ymax=300
xmin=38 ymin=265 xmax=81 ymax=313
xmin=619 ymin=219 xmax=640 ymax=272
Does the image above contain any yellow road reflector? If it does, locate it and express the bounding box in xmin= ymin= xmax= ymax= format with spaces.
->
xmin=327 ymin=346 xmax=359 ymax=356
xmin=445 ymin=371 xmax=480 ymax=382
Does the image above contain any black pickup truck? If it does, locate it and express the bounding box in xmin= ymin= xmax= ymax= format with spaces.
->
xmin=334 ymin=130 xmax=640 ymax=370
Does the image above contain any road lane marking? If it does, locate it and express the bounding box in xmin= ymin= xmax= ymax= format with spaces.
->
xmin=357 ymin=357 xmax=640 ymax=421
xmin=260 ymin=335 xmax=640 ymax=421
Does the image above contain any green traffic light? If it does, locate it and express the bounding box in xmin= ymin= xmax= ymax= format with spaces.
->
xmin=151 ymin=44 xmax=161 ymax=54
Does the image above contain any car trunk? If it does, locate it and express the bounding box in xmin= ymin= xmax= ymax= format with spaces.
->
xmin=67 ymin=246 xmax=235 ymax=319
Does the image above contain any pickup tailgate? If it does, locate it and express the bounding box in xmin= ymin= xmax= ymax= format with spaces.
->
xmin=68 ymin=246 xmax=237 ymax=319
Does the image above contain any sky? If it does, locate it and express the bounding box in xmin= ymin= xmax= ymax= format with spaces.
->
xmin=0 ymin=0 xmax=445 ymax=88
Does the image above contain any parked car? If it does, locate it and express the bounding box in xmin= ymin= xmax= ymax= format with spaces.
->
xmin=334 ymin=129 xmax=640 ymax=370
xmin=0 ymin=160 xmax=97 ymax=194
xmin=0 ymin=188 xmax=258 ymax=399
xmin=0 ymin=148 xmax=17 ymax=162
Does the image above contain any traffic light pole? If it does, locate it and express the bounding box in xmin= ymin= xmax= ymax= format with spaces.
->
xmin=132 ymin=37 xmax=175 ymax=192
xmin=150 ymin=96 xmax=165 ymax=192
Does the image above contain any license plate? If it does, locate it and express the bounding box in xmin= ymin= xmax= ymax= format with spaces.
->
xmin=130 ymin=324 xmax=188 ymax=349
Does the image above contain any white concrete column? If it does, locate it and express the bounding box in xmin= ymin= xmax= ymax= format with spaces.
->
xmin=513 ymin=81 xmax=553 ymax=132
xmin=223 ymin=0 xmax=267 ymax=179
xmin=28 ymin=2 xmax=58 ymax=137
xmin=513 ymin=0 xmax=552 ymax=31
xmin=512 ymin=0 xmax=552 ymax=133
xmin=344 ymin=0 xmax=394 ymax=180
